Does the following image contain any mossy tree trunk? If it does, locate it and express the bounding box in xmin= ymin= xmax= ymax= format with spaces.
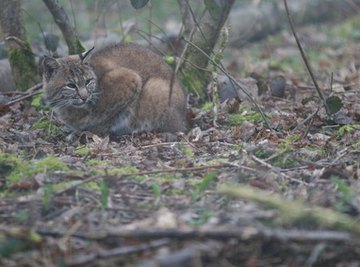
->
xmin=178 ymin=0 xmax=235 ymax=97
xmin=0 ymin=0 xmax=38 ymax=91
xmin=42 ymin=0 xmax=85 ymax=55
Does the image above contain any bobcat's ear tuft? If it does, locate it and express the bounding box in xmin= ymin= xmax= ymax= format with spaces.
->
xmin=79 ymin=46 xmax=95 ymax=63
xmin=42 ymin=56 xmax=59 ymax=80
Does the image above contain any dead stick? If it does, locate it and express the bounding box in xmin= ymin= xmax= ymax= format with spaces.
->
xmin=35 ymin=226 xmax=354 ymax=243
xmin=5 ymin=83 xmax=43 ymax=106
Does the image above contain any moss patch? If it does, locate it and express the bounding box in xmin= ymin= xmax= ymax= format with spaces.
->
xmin=0 ymin=153 xmax=68 ymax=185
xmin=32 ymin=117 xmax=62 ymax=136
xmin=8 ymin=41 xmax=38 ymax=91
xmin=31 ymin=93 xmax=48 ymax=111
xmin=228 ymin=112 xmax=263 ymax=125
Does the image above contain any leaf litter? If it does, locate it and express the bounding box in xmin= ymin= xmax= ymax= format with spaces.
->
xmin=1 ymin=23 xmax=360 ymax=266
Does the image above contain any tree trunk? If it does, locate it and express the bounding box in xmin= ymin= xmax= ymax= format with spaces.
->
xmin=42 ymin=0 xmax=85 ymax=55
xmin=179 ymin=0 xmax=235 ymax=97
xmin=0 ymin=0 xmax=38 ymax=91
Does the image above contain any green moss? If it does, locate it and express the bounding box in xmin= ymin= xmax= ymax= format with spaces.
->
xmin=270 ymin=154 xmax=298 ymax=169
xmin=32 ymin=117 xmax=62 ymax=136
xmin=107 ymin=166 xmax=138 ymax=175
xmin=31 ymin=93 xmax=48 ymax=111
xmin=338 ymin=124 xmax=360 ymax=137
xmin=8 ymin=41 xmax=38 ymax=91
xmin=0 ymin=153 xmax=27 ymax=183
xmin=68 ymin=40 xmax=86 ymax=55
xmin=254 ymin=149 xmax=273 ymax=159
xmin=228 ymin=112 xmax=263 ymax=125
xmin=303 ymin=145 xmax=326 ymax=158
xmin=201 ymin=102 xmax=214 ymax=111
xmin=86 ymin=159 xmax=110 ymax=166
xmin=0 ymin=153 xmax=68 ymax=185
xmin=75 ymin=146 xmax=91 ymax=157
xmin=33 ymin=156 xmax=68 ymax=174
xmin=334 ymin=14 xmax=360 ymax=40
xmin=177 ymin=144 xmax=194 ymax=159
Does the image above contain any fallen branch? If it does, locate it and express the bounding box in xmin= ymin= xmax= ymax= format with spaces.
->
xmin=218 ymin=184 xmax=360 ymax=236
xmin=65 ymin=239 xmax=170 ymax=266
xmin=34 ymin=225 xmax=354 ymax=243
xmin=4 ymin=83 xmax=42 ymax=106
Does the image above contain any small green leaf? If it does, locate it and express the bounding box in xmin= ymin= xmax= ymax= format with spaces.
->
xmin=150 ymin=182 xmax=161 ymax=198
xmin=100 ymin=180 xmax=109 ymax=208
xmin=163 ymin=55 xmax=175 ymax=65
xmin=326 ymin=96 xmax=342 ymax=114
xmin=130 ymin=0 xmax=149 ymax=9
xmin=192 ymin=172 xmax=217 ymax=202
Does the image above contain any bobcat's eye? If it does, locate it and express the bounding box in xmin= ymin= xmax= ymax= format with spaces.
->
xmin=85 ymin=79 xmax=93 ymax=86
xmin=66 ymin=83 xmax=77 ymax=89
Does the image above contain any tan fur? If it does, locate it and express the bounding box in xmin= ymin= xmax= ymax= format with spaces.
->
xmin=42 ymin=43 xmax=187 ymax=136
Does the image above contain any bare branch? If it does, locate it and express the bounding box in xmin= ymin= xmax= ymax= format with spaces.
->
xmin=283 ymin=0 xmax=330 ymax=115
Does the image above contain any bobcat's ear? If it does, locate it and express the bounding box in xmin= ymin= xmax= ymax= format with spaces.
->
xmin=42 ymin=56 xmax=59 ymax=80
xmin=79 ymin=46 xmax=95 ymax=63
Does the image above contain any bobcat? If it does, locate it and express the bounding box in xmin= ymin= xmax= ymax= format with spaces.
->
xmin=42 ymin=43 xmax=187 ymax=136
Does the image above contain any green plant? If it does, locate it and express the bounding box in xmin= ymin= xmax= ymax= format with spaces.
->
xmin=31 ymin=93 xmax=48 ymax=110
xmin=100 ymin=180 xmax=109 ymax=209
xmin=338 ymin=124 xmax=360 ymax=137
xmin=150 ymin=181 xmax=161 ymax=199
xmin=228 ymin=112 xmax=263 ymax=125
xmin=331 ymin=176 xmax=353 ymax=213
xmin=192 ymin=172 xmax=217 ymax=202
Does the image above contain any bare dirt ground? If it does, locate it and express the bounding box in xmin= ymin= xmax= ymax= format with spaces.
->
xmin=0 ymin=23 xmax=360 ymax=266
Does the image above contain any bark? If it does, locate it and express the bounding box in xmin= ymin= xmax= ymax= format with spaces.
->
xmin=229 ymin=0 xmax=360 ymax=47
xmin=0 ymin=0 xmax=38 ymax=91
xmin=42 ymin=0 xmax=85 ymax=55
xmin=179 ymin=0 xmax=235 ymax=97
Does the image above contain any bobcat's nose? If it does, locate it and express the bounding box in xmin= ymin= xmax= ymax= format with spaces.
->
xmin=77 ymin=87 xmax=89 ymax=101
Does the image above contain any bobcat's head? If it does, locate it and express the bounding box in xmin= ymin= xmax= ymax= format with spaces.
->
xmin=42 ymin=50 xmax=99 ymax=112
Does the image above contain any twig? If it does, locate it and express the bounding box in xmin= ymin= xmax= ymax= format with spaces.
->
xmin=64 ymin=239 xmax=170 ymax=266
xmin=291 ymin=105 xmax=321 ymax=134
xmin=5 ymin=83 xmax=43 ymax=106
xmin=283 ymin=0 xmax=330 ymax=115
xmin=251 ymin=155 xmax=307 ymax=185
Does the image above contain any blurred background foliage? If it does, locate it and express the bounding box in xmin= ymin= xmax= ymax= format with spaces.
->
xmin=9 ymin=1 xmax=248 ymax=48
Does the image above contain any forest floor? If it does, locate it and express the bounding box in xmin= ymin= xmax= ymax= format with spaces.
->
xmin=0 ymin=21 xmax=360 ymax=267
